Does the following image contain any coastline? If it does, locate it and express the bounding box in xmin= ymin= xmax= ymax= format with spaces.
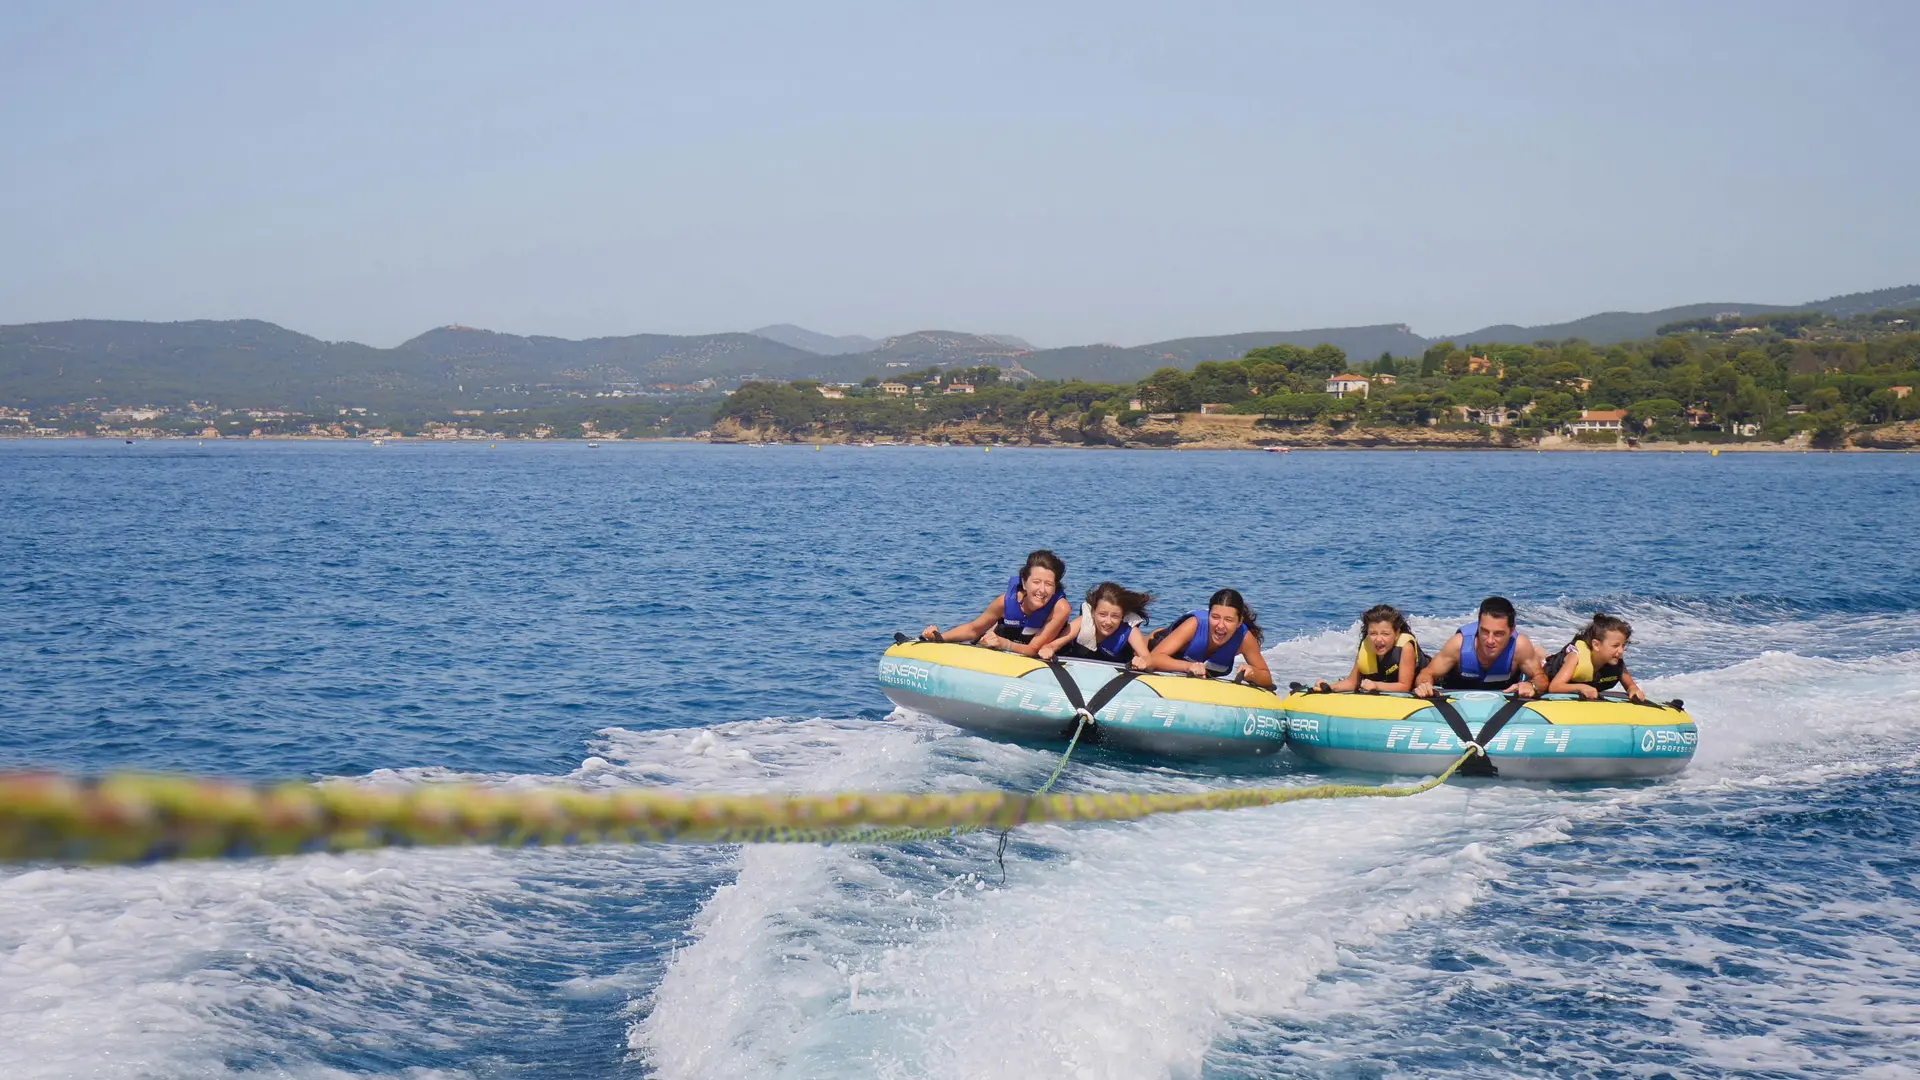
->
xmin=2 ymin=433 xmax=1910 ymax=452
xmin=703 ymin=412 xmax=1919 ymax=452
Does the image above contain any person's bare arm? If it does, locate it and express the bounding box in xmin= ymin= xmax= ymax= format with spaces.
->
xmin=1035 ymin=615 xmax=1081 ymax=661
xmin=1147 ymin=619 xmax=1208 ymax=677
xmin=1124 ymin=626 xmax=1153 ymax=670
xmin=1237 ymin=638 xmax=1275 ymax=690
xmin=1414 ymin=634 xmax=1463 ymax=698
xmin=923 ymin=596 xmax=1005 ymax=644
xmin=1319 ymin=659 xmax=1363 ymax=693
xmin=1619 ymin=668 xmax=1647 ymax=703
xmin=1001 ymin=601 xmax=1071 ymax=657
xmin=1513 ymin=635 xmax=1548 ymax=698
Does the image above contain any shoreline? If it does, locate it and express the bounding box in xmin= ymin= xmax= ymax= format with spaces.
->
xmin=3 ymin=434 xmax=1909 ymax=452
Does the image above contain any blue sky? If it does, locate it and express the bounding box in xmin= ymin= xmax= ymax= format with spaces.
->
xmin=2 ymin=0 xmax=1914 ymax=347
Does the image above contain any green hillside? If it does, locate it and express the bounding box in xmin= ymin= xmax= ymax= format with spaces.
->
xmin=394 ymin=326 xmax=819 ymax=384
xmin=1445 ymin=286 xmax=1920 ymax=347
xmin=0 ymin=320 xmax=819 ymax=409
xmin=719 ymin=316 xmax=1920 ymax=447
xmin=1022 ymin=325 xmax=1430 ymax=381
xmin=5 ymin=284 xmax=1918 ymax=410
xmin=0 ymin=320 xmax=442 ymax=408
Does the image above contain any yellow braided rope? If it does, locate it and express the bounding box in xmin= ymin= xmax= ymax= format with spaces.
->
xmin=0 ymin=752 xmax=1474 ymax=864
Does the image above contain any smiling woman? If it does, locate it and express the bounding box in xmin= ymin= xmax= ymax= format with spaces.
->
xmin=919 ymin=549 xmax=1070 ymax=657
xmin=1145 ymin=588 xmax=1275 ymax=689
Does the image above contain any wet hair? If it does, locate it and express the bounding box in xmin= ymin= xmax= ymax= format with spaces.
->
xmin=1086 ymin=581 xmax=1152 ymax=623
xmin=1018 ymin=550 xmax=1065 ymax=589
xmin=1577 ymin=612 xmax=1633 ymax=645
xmin=1477 ymin=596 xmax=1517 ymax=628
xmin=1360 ymin=604 xmax=1413 ymax=641
xmin=1207 ymin=588 xmax=1263 ymax=644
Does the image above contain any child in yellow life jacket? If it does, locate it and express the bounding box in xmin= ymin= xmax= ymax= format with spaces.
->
xmin=1545 ymin=613 xmax=1646 ymax=701
xmin=1315 ymin=604 xmax=1421 ymax=693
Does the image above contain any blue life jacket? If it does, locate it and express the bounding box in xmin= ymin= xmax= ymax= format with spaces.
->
xmin=1093 ymin=622 xmax=1133 ymax=660
xmin=1446 ymin=621 xmax=1519 ymax=689
xmin=997 ymin=574 xmax=1066 ymax=640
xmin=1175 ymin=609 xmax=1248 ymax=675
xmin=1077 ymin=602 xmax=1144 ymax=660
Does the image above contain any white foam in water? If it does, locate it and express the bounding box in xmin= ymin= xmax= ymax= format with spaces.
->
xmin=0 ymin=715 xmax=935 ymax=1079
xmin=0 ymin=845 xmax=627 ymax=1079
xmin=632 ymin=765 xmax=1505 ymax=1077
xmin=633 ymin=605 xmax=1920 ymax=1079
xmin=6 ymin=603 xmax=1919 ymax=1077
xmin=1220 ymin=611 xmax=1920 ymax=1077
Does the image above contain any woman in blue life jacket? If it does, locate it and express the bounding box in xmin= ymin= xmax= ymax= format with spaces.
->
xmin=1145 ymin=589 xmax=1275 ymax=689
xmin=1313 ymin=604 xmax=1421 ymax=693
xmin=1545 ymin=612 xmax=1647 ymax=702
xmin=920 ymin=550 xmax=1071 ymax=657
xmin=1036 ymin=582 xmax=1153 ymax=668
xmin=1412 ymin=596 xmax=1549 ymax=698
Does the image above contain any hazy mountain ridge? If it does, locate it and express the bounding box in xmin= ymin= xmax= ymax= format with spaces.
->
xmin=397 ymin=325 xmax=818 ymax=384
xmin=4 ymin=285 xmax=1915 ymax=407
xmin=749 ymin=324 xmax=880 ymax=355
xmin=1443 ymin=286 xmax=1920 ymax=348
xmin=752 ymin=324 xmax=1032 ymax=356
xmin=0 ymin=319 xmax=439 ymax=406
xmin=856 ymin=331 xmax=1029 ymax=365
xmin=1022 ymin=325 xmax=1429 ymax=382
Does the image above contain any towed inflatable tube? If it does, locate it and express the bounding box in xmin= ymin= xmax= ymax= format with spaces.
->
xmin=878 ymin=641 xmax=1286 ymax=757
xmin=1283 ymin=689 xmax=1696 ymax=779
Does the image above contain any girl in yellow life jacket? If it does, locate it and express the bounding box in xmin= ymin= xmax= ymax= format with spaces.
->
xmin=1314 ymin=605 xmax=1420 ymax=693
xmin=1545 ymin=613 xmax=1647 ymax=701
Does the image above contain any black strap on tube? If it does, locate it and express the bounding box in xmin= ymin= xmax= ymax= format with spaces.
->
xmin=1040 ymin=658 xmax=1143 ymax=736
xmin=1473 ymin=695 xmax=1531 ymax=755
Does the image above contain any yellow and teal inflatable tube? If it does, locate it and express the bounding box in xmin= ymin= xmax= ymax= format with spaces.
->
xmin=1283 ymin=689 xmax=1697 ymax=779
xmin=878 ymin=641 xmax=1286 ymax=756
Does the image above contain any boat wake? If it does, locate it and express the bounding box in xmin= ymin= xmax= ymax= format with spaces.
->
xmin=626 ymin=603 xmax=1920 ymax=1078
xmin=1 ymin=599 xmax=1916 ymax=1078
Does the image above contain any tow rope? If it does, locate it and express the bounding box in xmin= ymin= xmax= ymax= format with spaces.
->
xmin=988 ymin=660 xmax=1145 ymax=878
xmin=0 ymin=749 xmax=1479 ymax=865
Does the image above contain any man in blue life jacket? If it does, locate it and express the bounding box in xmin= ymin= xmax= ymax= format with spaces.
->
xmin=1412 ymin=596 xmax=1549 ymax=699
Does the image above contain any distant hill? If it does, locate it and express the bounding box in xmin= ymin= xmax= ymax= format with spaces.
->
xmin=1799 ymin=284 xmax=1920 ymax=319
xmin=0 ymin=320 xmax=820 ymax=408
xmin=1442 ymin=286 xmax=1920 ymax=347
xmin=751 ymin=325 xmax=1033 ymax=363
xmin=794 ymin=325 xmax=1430 ymax=384
xmin=1446 ymin=304 xmax=1804 ymax=348
xmin=750 ymin=324 xmax=880 ymax=355
xmin=848 ymin=331 xmax=1028 ymax=366
xmin=0 ymin=319 xmax=439 ymax=407
xmin=6 ymin=284 xmax=1917 ymax=408
xmin=1022 ymin=325 xmax=1431 ymax=382
xmin=396 ymin=325 xmax=817 ymax=384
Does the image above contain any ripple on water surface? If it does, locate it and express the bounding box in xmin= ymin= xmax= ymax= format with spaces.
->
xmin=1 ymin=442 xmax=1917 ymax=1078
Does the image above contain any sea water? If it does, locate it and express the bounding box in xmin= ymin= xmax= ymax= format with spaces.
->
xmin=0 ymin=441 xmax=1915 ymax=1078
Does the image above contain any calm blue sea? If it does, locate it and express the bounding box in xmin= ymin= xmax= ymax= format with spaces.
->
xmin=2 ymin=441 xmax=1917 ymax=1079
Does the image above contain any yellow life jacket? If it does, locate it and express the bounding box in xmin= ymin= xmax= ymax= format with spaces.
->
xmin=1356 ymin=632 xmax=1415 ymax=679
xmin=1556 ymin=639 xmax=1624 ymax=691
